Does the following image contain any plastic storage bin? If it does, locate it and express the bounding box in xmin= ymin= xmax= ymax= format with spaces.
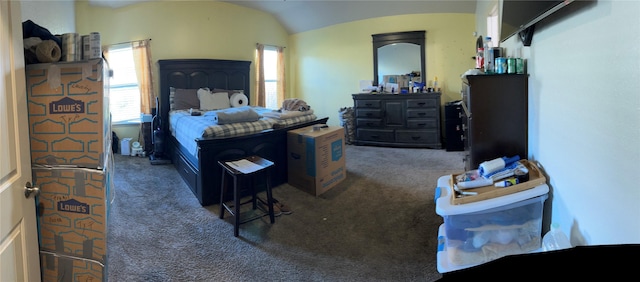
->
xmin=435 ymin=175 xmax=549 ymax=269
xmin=120 ymin=137 xmax=132 ymax=156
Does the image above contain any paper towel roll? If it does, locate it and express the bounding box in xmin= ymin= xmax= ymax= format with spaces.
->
xmin=230 ymin=92 xmax=248 ymax=107
xmin=478 ymin=158 xmax=506 ymax=176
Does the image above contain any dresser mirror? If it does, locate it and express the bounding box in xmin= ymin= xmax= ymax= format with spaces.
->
xmin=372 ymin=30 xmax=425 ymax=87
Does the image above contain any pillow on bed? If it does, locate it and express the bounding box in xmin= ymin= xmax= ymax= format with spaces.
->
xmin=198 ymin=88 xmax=231 ymax=110
xmin=171 ymin=88 xmax=200 ymax=111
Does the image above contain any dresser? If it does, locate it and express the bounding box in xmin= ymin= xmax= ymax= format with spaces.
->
xmin=352 ymin=93 xmax=441 ymax=148
xmin=461 ymin=74 xmax=528 ymax=171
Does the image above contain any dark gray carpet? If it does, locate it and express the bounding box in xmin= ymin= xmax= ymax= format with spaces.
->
xmin=108 ymin=145 xmax=465 ymax=281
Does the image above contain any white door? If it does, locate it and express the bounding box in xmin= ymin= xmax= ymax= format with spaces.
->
xmin=0 ymin=1 xmax=41 ymax=281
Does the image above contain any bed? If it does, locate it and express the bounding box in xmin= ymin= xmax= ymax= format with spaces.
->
xmin=158 ymin=59 xmax=328 ymax=206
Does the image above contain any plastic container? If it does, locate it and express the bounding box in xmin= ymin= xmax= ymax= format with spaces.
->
xmin=435 ymin=175 xmax=549 ymax=267
xmin=542 ymin=223 xmax=572 ymax=251
xmin=120 ymin=137 xmax=132 ymax=156
xmin=483 ymin=37 xmax=494 ymax=73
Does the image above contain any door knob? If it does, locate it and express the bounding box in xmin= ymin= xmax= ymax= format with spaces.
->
xmin=24 ymin=182 xmax=40 ymax=198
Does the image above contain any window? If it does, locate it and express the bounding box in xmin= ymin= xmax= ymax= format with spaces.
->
xmin=108 ymin=44 xmax=141 ymax=124
xmin=263 ymin=46 xmax=278 ymax=110
xmin=487 ymin=5 xmax=499 ymax=45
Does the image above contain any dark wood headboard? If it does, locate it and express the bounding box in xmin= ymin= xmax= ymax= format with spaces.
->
xmin=157 ymin=59 xmax=251 ymax=135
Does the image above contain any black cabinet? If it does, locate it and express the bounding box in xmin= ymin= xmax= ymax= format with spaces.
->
xmin=462 ymin=74 xmax=528 ymax=171
xmin=444 ymin=101 xmax=465 ymax=151
xmin=352 ymin=93 xmax=441 ymax=148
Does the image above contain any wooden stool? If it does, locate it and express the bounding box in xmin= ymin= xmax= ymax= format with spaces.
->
xmin=218 ymin=155 xmax=275 ymax=237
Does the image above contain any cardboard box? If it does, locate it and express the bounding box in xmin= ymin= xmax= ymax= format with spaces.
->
xmin=34 ymin=153 xmax=114 ymax=265
xmin=26 ymin=58 xmax=111 ymax=169
xmin=40 ymin=251 xmax=105 ymax=282
xmin=287 ymin=125 xmax=346 ymax=196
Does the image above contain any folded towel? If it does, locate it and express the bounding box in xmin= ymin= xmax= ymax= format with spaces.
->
xmin=204 ymin=106 xmax=261 ymax=124
xmin=262 ymin=109 xmax=314 ymax=119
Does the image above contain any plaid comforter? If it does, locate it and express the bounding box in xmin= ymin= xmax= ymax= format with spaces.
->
xmin=169 ymin=107 xmax=317 ymax=158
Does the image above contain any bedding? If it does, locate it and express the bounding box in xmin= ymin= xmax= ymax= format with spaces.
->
xmin=262 ymin=109 xmax=314 ymax=119
xmin=169 ymin=106 xmax=317 ymax=158
xmin=197 ymin=88 xmax=231 ymax=110
xmin=170 ymin=88 xmax=200 ymax=111
xmin=205 ymin=106 xmax=261 ymax=124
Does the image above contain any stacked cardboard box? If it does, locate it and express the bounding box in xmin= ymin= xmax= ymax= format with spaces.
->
xmin=26 ymin=58 xmax=112 ymax=282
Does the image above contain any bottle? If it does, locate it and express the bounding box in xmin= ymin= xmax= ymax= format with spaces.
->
xmin=433 ymin=76 xmax=439 ymax=92
xmin=476 ymin=47 xmax=484 ymax=69
xmin=483 ymin=36 xmax=494 ymax=73
xmin=542 ymin=223 xmax=572 ymax=251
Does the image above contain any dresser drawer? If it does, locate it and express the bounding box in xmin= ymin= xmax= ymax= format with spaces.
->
xmin=406 ymin=98 xmax=438 ymax=108
xmin=356 ymin=118 xmax=383 ymax=128
xmin=395 ymin=129 xmax=439 ymax=144
xmin=356 ymin=109 xmax=383 ymax=118
xmin=406 ymin=108 xmax=437 ymax=118
xmin=355 ymin=100 xmax=381 ymax=108
xmin=356 ymin=128 xmax=394 ymax=142
xmin=407 ymin=118 xmax=438 ymax=129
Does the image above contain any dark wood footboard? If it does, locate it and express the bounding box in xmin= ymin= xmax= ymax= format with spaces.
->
xmin=170 ymin=117 xmax=329 ymax=206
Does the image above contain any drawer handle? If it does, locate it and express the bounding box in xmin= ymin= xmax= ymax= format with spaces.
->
xmin=371 ymin=135 xmax=379 ymax=139
xmin=417 ymin=102 xmax=426 ymax=106
xmin=411 ymin=136 xmax=421 ymax=140
xmin=366 ymin=123 xmax=374 ymax=126
xmin=417 ymin=123 xmax=426 ymax=127
xmin=417 ymin=113 xmax=426 ymax=116
xmin=183 ymin=168 xmax=190 ymax=175
xmin=366 ymin=113 xmax=373 ymax=117
xmin=365 ymin=103 xmax=373 ymax=106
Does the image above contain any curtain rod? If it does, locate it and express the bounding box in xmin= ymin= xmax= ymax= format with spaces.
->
xmin=256 ymin=43 xmax=286 ymax=48
xmin=110 ymin=38 xmax=152 ymax=46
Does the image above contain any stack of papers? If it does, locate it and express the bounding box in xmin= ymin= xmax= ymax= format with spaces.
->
xmin=225 ymin=159 xmax=265 ymax=174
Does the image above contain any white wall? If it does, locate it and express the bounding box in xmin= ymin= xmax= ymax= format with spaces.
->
xmin=21 ymin=0 xmax=75 ymax=34
xmin=497 ymin=0 xmax=640 ymax=245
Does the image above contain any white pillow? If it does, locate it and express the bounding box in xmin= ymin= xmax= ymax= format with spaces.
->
xmin=198 ymin=89 xmax=230 ymax=110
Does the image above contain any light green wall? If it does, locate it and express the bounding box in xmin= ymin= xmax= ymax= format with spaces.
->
xmin=290 ymin=14 xmax=475 ymax=125
xmin=75 ymin=1 xmax=475 ymax=131
xmin=75 ymin=0 xmax=289 ymax=104
xmin=75 ymin=0 xmax=288 ymax=141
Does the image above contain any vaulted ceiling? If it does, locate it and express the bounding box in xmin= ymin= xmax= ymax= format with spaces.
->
xmin=86 ymin=0 xmax=477 ymax=34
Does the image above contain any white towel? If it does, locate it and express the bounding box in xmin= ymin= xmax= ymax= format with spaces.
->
xmin=262 ymin=109 xmax=314 ymax=119
xmin=204 ymin=106 xmax=261 ymax=124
